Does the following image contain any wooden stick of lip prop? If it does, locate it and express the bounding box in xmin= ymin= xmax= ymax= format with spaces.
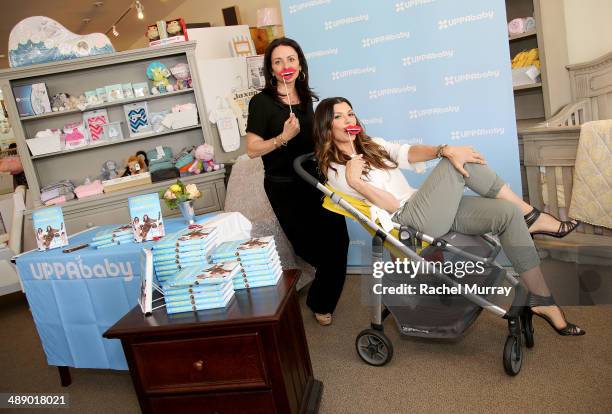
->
xmin=279 ymin=69 xmax=297 ymax=114
xmin=345 ymin=125 xmax=362 ymax=157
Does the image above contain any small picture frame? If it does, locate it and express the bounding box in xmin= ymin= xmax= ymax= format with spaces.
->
xmin=103 ymin=121 xmax=124 ymax=140
xmin=96 ymin=87 xmax=107 ymax=103
xmin=84 ymin=90 xmax=99 ymax=105
xmin=132 ymin=82 xmax=150 ymax=97
xmin=105 ymin=84 xmax=125 ymax=102
xmin=122 ymin=83 xmax=134 ymax=99
xmin=124 ymin=102 xmax=152 ymax=137
xmin=83 ymin=109 xmax=109 ymax=143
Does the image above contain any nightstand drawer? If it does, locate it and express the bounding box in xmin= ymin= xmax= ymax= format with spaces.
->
xmin=149 ymin=390 xmax=276 ymax=414
xmin=132 ymin=333 xmax=269 ymax=393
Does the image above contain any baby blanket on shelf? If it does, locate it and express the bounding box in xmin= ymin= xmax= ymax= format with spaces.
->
xmin=568 ymin=120 xmax=612 ymax=229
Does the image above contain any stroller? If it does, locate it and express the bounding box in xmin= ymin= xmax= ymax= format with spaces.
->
xmin=295 ymin=154 xmax=534 ymax=376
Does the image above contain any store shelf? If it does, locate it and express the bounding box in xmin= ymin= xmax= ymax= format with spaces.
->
xmin=31 ymin=124 xmax=201 ymax=160
xmin=513 ymin=82 xmax=542 ymax=92
xmin=508 ymin=30 xmax=537 ymax=42
xmin=20 ymin=88 xmax=194 ymax=122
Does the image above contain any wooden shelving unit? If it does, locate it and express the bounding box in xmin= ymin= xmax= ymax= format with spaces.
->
xmin=0 ymin=42 xmax=227 ymax=251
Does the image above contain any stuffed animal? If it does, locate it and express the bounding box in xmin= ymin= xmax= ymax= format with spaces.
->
xmin=188 ymin=144 xmax=223 ymax=174
xmin=51 ymin=93 xmax=71 ymax=112
xmin=167 ymin=20 xmax=183 ymax=37
xmin=146 ymin=25 xmax=160 ymax=42
xmin=146 ymin=61 xmax=172 ymax=94
xmin=100 ymin=160 xmax=119 ymax=181
xmin=170 ymin=63 xmax=192 ymax=90
xmin=122 ymin=151 xmax=149 ymax=176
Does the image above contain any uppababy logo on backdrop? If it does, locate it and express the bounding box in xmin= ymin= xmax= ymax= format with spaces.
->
xmin=288 ymin=0 xmax=331 ymax=14
xmin=305 ymin=48 xmax=338 ymax=59
xmin=444 ymin=70 xmax=500 ymax=86
xmin=402 ymin=50 xmax=454 ymax=66
xmin=369 ymin=84 xmax=417 ymax=99
xmin=29 ymin=258 xmax=134 ymax=281
xmin=409 ymin=106 xmax=460 ymax=119
xmin=438 ymin=11 xmax=495 ymax=30
xmin=395 ymin=0 xmax=436 ymax=12
xmin=360 ymin=117 xmax=384 ymax=125
xmin=450 ymin=127 xmax=505 ymax=140
xmin=362 ymin=32 xmax=410 ymax=48
xmin=324 ymin=14 xmax=369 ymax=30
xmin=331 ymin=66 xmax=376 ymax=80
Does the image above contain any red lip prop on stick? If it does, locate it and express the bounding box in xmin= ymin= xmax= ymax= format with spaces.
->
xmin=278 ymin=68 xmax=297 ymax=80
xmin=345 ymin=125 xmax=362 ymax=135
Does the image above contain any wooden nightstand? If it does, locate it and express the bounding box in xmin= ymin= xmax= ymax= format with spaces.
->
xmin=104 ymin=270 xmax=321 ymax=414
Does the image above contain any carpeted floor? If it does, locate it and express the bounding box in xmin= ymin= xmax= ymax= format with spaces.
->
xmin=1 ymin=260 xmax=611 ymax=413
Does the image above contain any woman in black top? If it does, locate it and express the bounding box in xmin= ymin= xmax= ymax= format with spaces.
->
xmin=246 ymin=38 xmax=349 ymax=326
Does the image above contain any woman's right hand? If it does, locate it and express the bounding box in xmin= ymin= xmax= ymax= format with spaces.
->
xmin=282 ymin=113 xmax=300 ymax=142
xmin=345 ymin=155 xmax=366 ymax=190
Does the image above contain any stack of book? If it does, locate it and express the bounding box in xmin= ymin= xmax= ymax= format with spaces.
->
xmin=162 ymin=261 xmax=238 ymax=314
xmin=152 ymin=224 xmax=218 ymax=283
xmin=208 ymin=236 xmax=283 ymax=289
xmin=90 ymin=224 xmax=134 ymax=249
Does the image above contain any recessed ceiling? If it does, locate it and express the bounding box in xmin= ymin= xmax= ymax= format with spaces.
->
xmin=0 ymin=0 xmax=188 ymax=68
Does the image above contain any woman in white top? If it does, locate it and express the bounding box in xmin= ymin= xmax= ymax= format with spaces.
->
xmin=313 ymin=97 xmax=584 ymax=336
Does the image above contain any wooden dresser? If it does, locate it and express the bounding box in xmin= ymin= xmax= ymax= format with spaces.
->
xmin=104 ymin=270 xmax=321 ymax=414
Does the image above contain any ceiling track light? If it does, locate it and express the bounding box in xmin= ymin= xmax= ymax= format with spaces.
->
xmin=135 ymin=0 xmax=144 ymax=20
xmin=112 ymin=25 xmax=119 ymax=37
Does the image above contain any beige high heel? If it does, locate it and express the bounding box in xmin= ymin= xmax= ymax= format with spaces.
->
xmin=314 ymin=313 xmax=332 ymax=326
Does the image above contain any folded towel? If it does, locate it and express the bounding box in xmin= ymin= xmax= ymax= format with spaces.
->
xmin=74 ymin=180 xmax=104 ymax=199
xmin=524 ymin=17 xmax=536 ymax=32
xmin=508 ymin=18 xmax=525 ymax=35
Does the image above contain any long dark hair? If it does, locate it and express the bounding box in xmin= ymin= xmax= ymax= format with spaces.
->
xmin=263 ymin=37 xmax=318 ymax=108
xmin=314 ymin=97 xmax=397 ymax=179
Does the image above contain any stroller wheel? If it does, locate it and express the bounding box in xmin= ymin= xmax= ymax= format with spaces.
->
xmin=521 ymin=312 xmax=535 ymax=348
xmin=503 ymin=335 xmax=523 ymax=376
xmin=355 ymin=329 xmax=393 ymax=366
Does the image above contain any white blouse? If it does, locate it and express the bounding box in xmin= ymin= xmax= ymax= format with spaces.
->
xmin=327 ymin=138 xmax=426 ymax=231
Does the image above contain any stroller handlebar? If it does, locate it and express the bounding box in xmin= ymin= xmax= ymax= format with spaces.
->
xmin=293 ymin=153 xmax=320 ymax=188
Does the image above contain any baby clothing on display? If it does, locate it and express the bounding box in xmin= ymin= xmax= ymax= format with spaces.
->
xmin=74 ymin=179 xmax=104 ymax=199
xmin=209 ymin=97 xmax=240 ymax=152
xmin=40 ymin=180 xmax=75 ymax=205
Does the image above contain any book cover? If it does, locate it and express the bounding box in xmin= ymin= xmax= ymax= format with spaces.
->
xmin=32 ymin=206 xmax=68 ymax=251
xmin=138 ymin=248 xmax=154 ymax=315
xmin=166 ymin=262 xmax=239 ymax=288
xmin=209 ymin=237 xmax=276 ymax=259
xmin=128 ymin=193 xmax=165 ymax=242
xmin=154 ymin=224 xmax=218 ymax=249
xmin=92 ymin=224 xmax=133 ymax=242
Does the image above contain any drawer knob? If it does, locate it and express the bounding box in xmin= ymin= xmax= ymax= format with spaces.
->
xmin=193 ymin=360 xmax=205 ymax=371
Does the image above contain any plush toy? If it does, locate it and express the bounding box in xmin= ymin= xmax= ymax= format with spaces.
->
xmin=188 ymin=144 xmax=223 ymax=174
xmin=146 ymin=25 xmax=160 ymax=42
xmin=51 ymin=93 xmax=71 ymax=112
xmin=122 ymin=151 xmax=149 ymax=176
xmin=170 ymin=63 xmax=192 ymax=90
xmin=100 ymin=160 xmax=119 ymax=181
xmin=146 ymin=61 xmax=172 ymax=94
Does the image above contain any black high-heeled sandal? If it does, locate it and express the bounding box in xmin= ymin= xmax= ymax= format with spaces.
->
xmin=527 ymin=293 xmax=585 ymax=336
xmin=524 ymin=207 xmax=580 ymax=238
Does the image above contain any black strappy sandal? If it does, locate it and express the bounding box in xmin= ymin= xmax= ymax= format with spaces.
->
xmin=526 ymin=293 xmax=585 ymax=336
xmin=524 ymin=207 xmax=580 ymax=238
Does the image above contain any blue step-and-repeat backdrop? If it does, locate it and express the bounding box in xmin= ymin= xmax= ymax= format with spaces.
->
xmin=280 ymin=0 xmax=520 ymax=267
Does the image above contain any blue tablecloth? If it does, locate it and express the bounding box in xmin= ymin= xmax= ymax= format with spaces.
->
xmin=15 ymin=212 xmax=251 ymax=370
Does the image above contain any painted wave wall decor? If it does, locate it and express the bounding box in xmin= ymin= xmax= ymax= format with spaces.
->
xmin=9 ymin=16 xmax=115 ymax=68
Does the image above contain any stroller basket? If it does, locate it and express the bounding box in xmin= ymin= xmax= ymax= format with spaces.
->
xmin=294 ymin=153 xmax=534 ymax=376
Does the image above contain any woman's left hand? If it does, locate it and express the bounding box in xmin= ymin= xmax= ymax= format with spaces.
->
xmin=443 ymin=146 xmax=486 ymax=177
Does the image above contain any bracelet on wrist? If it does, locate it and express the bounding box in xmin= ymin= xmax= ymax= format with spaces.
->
xmin=436 ymin=144 xmax=448 ymax=158
xmin=279 ymin=134 xmax=288 ymax=147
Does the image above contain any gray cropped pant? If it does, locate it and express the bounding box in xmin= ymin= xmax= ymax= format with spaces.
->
xmin=393 ymin=158 xmax=540 ymax=274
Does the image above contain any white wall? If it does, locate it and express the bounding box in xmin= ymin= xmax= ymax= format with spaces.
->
xmin=130 ymin=0 xmax=280 ymax=50
xmin=564 ymin=0 xmax=612 ymax=64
